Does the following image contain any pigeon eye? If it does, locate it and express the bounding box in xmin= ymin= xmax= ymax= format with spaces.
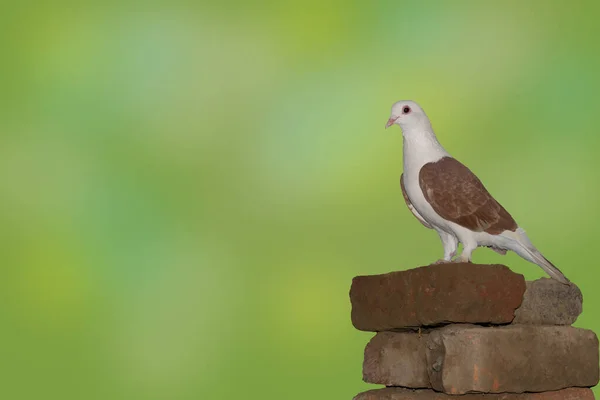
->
xmin=403 ymin=106 xmax=411 ymax=114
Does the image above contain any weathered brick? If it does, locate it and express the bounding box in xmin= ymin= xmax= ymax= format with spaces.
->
xmin=350 ymin=263 xmax=525 ymax=331
xmin=363 ymin=332 xmax=429 ymax=388
xmin=513 ymin=278 xmax=583 ymax=325
xmin=353 ymin=387 xmax=594 ymax=400
xmin=426 ymin=325 xmax=599 ymax=394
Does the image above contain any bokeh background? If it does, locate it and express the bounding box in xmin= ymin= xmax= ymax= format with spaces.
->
xmin=2 ymin=1 xmax=600 ymax=399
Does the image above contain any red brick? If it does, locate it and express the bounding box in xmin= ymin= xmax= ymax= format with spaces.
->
xmin=350 ymin=263 xmax=525 ymax=331
xmin=363 ymin=332 xmax=429 ymax=388
xmin=426 ymin=325 xmax=599 ymax=394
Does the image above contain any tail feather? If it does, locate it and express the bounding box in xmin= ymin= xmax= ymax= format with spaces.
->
xmin=522 ymin=246 xmax=570 ymax=285
xmin=504 ymin=228 xmax=570 ymax=284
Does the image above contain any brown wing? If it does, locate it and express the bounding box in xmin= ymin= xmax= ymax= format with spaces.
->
xmin=400 ymin=173 xmax=433 ymax=229
xmin=418 ymin=157 xmax=517 ymax=235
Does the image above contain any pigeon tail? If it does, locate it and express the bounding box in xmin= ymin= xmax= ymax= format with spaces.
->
xmin=522 ymin=246 xmax=570 ymax=285
xmin=504 ymin=228 xmax=570 ymax=285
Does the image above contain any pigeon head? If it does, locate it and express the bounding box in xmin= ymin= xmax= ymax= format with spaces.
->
xmin=385 ymin=100 xmax=431 ymax=132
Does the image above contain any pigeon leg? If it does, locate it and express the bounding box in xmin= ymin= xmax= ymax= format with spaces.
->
xmin=434 ymin=230 xmax=458 ymax=264
xmin=455 ymin=240 xmax=477 ymax=263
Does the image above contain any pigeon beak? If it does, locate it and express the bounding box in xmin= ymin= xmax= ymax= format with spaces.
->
xmin=385 ymin=116 xmax=398 ymax=129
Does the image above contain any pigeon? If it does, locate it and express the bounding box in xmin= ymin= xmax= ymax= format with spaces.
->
xmin=385 ymin=100 xmax=570 ymax=284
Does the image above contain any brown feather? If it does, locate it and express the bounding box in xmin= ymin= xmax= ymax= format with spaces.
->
xmin=418 ymin=157 xmax=517 ymax=234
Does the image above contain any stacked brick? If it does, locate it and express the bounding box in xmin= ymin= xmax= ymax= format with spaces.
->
xmin=350 ymin=263 xmax=599 ymax=399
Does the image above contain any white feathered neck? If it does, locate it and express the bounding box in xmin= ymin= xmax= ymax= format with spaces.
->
xmin=402 ymin=123 xmax=450 ymax=174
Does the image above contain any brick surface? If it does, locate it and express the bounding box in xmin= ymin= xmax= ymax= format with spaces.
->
xmin=350 ymin=263 xmax=525 ymax=331
xmin=426 ymin=325 xmax=599 ymax=394
xmin=353 ymin=387 xmax=594 ymax=400
xmin=513 ymin=278 xmax=583 ymax=325
xmin=363 ymin=332 xmax=429 ymax=388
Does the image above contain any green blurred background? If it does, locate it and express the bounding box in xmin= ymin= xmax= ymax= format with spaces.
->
xmin=1 ymin=1 xmax=599 ymax=398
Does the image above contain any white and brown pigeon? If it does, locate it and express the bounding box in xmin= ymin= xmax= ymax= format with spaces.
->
xmin=385 ymin=100 xmax=570 ymax=284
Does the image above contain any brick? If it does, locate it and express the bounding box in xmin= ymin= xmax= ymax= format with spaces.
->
xmin=350 ymin=263 xmax=525 ymax=331
xmin=362 ymin=332 xmax=429 ymax=388
xmin=425 ymin=325 xmax=599 ymax=394
xmin=513 ymin=278 xmax=583 ymax=325
xmin=353 ymin=387 xmax=594 ymax=400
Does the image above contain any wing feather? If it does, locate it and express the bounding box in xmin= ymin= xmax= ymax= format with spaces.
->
xmin=418 ymin=157 xmax=517 ymax=235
